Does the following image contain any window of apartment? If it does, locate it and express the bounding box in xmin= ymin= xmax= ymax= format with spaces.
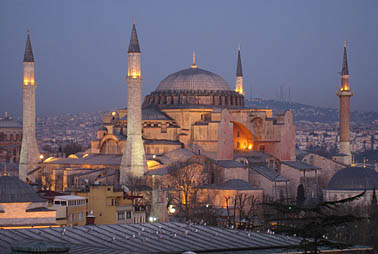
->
xmin=237 ymin=131 xmax=240 ymax=137
xmin=126 ymin=211 xmax=132 ymax=219
xmin=237 ymin=142 xmax=240 ymax=149
xmin=69 ymin=214 xmax=73 ymax=221
xmin=112 ymin=199 xmax=118 ymax=206
xmin=259 ymin=146 xmax=265 ymax=153
xmin=117 ymin=211 xmax=125 ymax=221
xmin=78 ymin=212 xmax=83 ymax=221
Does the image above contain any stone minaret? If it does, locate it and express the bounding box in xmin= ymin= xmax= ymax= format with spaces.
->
xmin=336 ymin=41 xmax=353 ymax=165
xmin=120 ymin=20 xmax=147 ymax=184
xmin=19 ymin=30 xmax=40 ymax=182
xmin=235 ymin=45 xmax=244 ymax=96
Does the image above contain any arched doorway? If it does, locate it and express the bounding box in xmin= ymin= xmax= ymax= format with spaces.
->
xmin=232 ymin=121 xmax=254 ymax=151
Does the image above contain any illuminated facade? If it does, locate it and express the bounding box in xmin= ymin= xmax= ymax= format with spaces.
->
xmin=38 ymin=24 xmax=298 ymax=210
xmin=92 ymin=44 xmax=296 ymax=162
xmin=19 ymin=30 xmax=40 ymax=182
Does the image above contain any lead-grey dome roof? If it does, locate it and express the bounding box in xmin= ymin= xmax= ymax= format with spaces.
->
xmin=327 ymin=167 xmax=378 ymax=190
xmin=0 ymin=176 xmax=45 ymax=203
xmin=156 ymin=67 xmax=232 ymax=92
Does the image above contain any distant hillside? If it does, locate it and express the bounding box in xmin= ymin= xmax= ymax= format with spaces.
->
xmin=245 ymin=98 xmax=378 ymax=124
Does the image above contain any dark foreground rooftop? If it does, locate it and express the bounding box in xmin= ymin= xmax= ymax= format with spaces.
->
xmin=0 ymin=222 xmax=372 ymax=254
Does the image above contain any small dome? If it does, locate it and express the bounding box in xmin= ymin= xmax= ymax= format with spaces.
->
xmin=156 ymin=67 xmax=231 ymax=92
xmin=327 ymin=167 xmax=378 ymax=190
xmin=0 ymin=176 xmax=45 ymax=203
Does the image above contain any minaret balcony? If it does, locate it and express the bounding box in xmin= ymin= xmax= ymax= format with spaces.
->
xmin=337 ymin=90 xmax=353 ymax=97
xmin=126 ymin=76 xmax=143 ymax=81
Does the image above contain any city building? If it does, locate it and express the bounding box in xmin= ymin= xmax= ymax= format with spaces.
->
xmin=0 ymin=112 xmax=22 ymax=176
xmin=52 ymin=195 xmax=87 ymax=226
xmin=72 ymin=184 xmax=147 ymax=225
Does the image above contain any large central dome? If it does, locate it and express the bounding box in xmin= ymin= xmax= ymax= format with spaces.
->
xmin=156 ymin=67 xmax=232 ymax=92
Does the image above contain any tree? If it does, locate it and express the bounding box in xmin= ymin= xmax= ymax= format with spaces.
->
xmin=264 ymin=191 xmax=366 ymax=254
xmin=225 ymin=193 xmax=259 ymax=229
xmin=167 ymin=159 xmax=206 ymax=220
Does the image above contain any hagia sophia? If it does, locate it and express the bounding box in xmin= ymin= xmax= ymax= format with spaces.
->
xmin=1 ymin=21 xmax=378 ymax=226
xmin=34 ymin=21 xmax=301 ymax=202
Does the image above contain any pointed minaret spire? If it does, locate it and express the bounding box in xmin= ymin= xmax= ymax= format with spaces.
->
xmin=235 ymin=44 xmax=245 ymax=96
xmin=19 ymin=29 xmax=40 ymax=182
xmin=120 ymin=20 xmax=147 ymax=184
xmin=24 ymin=29 xmax=34 ymax=62
xmin=128 ymin=18 xmax=141 ymax=53
xmin=336 ymin=40 xmax=353 ymax=166
xmin=341 ymin=40 xmax=349 ymax=76
xmin=191 ymin=51 xmax=197 ymax=69
xmin=236 ymin=44 xmax=243 ymax=77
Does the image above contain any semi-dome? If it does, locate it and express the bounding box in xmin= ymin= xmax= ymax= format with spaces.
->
xmin=327 ymin=166 xmax=378 ymax=190
xmin=155 ymin=67 xmax=232 ymax=92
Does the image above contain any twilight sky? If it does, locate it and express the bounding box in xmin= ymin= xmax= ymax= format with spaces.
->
xmin=1 ymin=0 xmax=377 ymax=116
